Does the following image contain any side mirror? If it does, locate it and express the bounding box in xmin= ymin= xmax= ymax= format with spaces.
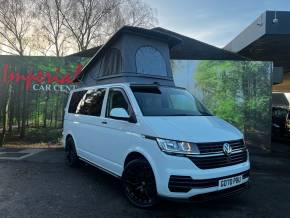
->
xmin=109 ymin=108 xmax=137 ymax=123
xmin=110 ymin=108 xmax=130 ymax=119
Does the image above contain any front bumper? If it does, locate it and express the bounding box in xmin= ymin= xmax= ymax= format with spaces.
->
xmin=168 ymin=170 xmax=249 ymax=192
xmin=188 ymin=181 xmax=249 ymax=202
xmin=153 ymin=151 xmax=250 ymax=199
xmin=161 ymin=181 xmax=250 ymax=202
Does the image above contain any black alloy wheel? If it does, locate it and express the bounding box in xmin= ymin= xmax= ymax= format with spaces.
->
xmin=122 ymin=158 xmax=158 ymax=208
xmin=65 ymin=137 xmax=79 ymax=167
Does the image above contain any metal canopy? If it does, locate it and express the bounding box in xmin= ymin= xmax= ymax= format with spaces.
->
xmin=224 ymin=11 xmax=290 ymax=73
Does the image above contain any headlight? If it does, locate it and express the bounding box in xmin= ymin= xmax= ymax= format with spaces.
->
xmin=156 ymin=138 xmax=200 ymax=155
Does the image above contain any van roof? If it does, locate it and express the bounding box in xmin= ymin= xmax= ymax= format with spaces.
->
xmin=73 ymin=26 xmax=182 ymax=83
xmin=70 ymin=82 xmax=185 ymax=92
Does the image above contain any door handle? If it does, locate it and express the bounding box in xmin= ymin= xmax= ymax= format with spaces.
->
xmin=101 ymin=121 xmax=107 ymax=124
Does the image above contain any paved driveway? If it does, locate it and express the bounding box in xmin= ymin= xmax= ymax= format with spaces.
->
xmin=0 ymin=147 xmax=290 ymax=218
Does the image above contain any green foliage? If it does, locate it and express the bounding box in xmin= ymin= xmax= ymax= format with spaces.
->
xmin=5 ymin=127 xmax=62 ymax=144
xmin=25 ymin=127 xmax=62 ymax=144
xmin=195 ymin=60 xmax=272 ymax=133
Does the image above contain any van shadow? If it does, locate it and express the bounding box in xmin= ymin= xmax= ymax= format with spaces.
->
xmin=72 ymin=160 xmax=248 ymax=215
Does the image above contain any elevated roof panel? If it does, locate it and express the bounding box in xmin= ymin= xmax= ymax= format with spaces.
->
xmin=73 ymin=26 xmax=182 ymax=82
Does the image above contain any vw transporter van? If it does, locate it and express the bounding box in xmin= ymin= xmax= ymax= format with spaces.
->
xmin=63 ymin=83 xmax=250 ymax=208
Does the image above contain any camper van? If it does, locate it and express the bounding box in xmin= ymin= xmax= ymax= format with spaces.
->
xmin=63 ymin=26 xmax=250 ymax=208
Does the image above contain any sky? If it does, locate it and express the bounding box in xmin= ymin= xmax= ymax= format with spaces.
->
xmin=144 ymin=0 xmax=290 ymax=47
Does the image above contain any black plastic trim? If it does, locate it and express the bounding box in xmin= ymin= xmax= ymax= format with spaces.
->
xmin=168 ymin=170 xmax=250 ymax=193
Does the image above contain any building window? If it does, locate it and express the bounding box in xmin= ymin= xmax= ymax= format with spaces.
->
xmin=136 ymin=46 xmax=167 ymax=77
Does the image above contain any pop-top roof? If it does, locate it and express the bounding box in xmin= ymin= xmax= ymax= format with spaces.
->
xmin=73 ymin=26 xmax=182 ymax=83
xmin=72 ymin=26 xmax=245 ymax=84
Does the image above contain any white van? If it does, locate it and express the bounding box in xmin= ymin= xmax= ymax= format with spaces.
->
xmin=63 ymin=83 xmax=250 ymax=208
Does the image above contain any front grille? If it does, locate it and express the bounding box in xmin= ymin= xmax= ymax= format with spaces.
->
xmin=189 ymin=150 xmax=248 ymax=169
xmin=197 ymin=139 xmax=245 ymax=154
xmin=168 ymin=170 xmax=249 ymax=192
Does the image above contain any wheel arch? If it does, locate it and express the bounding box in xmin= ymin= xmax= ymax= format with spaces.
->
xmin=64 ymin=133 xmax=76 ymax=151
xmin=124 ymin=151 xmax=147 ymax=167
xmin=123 ymin=149 xmax=160 ymax=191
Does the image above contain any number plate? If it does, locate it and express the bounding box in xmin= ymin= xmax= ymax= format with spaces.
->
xmin=218 ymin=175 xmax=243 ymax=190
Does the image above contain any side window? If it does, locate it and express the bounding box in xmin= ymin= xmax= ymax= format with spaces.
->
xmin=106 ymin=89 xmax=130 ymax=117
xmin=68 ymin=90 xmax=86 ymax=113
xmin=76 ymin=89 xmax=106 ymax=116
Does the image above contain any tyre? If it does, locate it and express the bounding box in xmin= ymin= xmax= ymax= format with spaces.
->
xmin=122 ymin=158 xmax=158 ymax=208
xmin=65 ymin=137 xmax=79 ymax=167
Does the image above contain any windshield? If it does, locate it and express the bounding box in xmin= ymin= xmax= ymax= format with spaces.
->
xmin=131 ymin=86 xmax=212 ymax=116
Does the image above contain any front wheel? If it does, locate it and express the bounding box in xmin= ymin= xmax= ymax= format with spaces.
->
xmin=122 ymin=159 xmax=158 ymax=208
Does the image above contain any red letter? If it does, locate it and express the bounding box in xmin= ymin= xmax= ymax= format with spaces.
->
xmin=2 ymin=64 xmax=9 ymax=82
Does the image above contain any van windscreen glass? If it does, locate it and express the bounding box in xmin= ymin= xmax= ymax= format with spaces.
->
xmin=131 ymin=86 xmax=211 ymax=116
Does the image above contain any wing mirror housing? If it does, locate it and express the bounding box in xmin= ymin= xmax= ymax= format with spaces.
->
xmin=109 ymin=108 xmax=136 ymax=123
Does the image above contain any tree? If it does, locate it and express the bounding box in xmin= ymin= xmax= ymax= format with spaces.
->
xmin=118 ymin=0 xmax=157 ymax=28
xmin=36 ymin=0 xmax=69 ymax=57
xmin=194 ymin=60 xmax=272 ymax=140
xmin=104 ymin=0 xmax=157 ymax=37
xmin=0 ymin=0 xmax=34 ymax=139
xmin=0 ymin=0 xmax=157 ymax=55
xmin=57 ymin=0 xmax=121 ymax=52
xmin=0 ymin=83 xmax=12 ymax=146
xmin=0 ymin=0 xmax=33 ymax=55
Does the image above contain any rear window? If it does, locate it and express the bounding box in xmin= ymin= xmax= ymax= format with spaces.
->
xmin=68 ymin=89 xmax=106 ymax=116
xmin=68 ymin=91 xmax=86 ymax=113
